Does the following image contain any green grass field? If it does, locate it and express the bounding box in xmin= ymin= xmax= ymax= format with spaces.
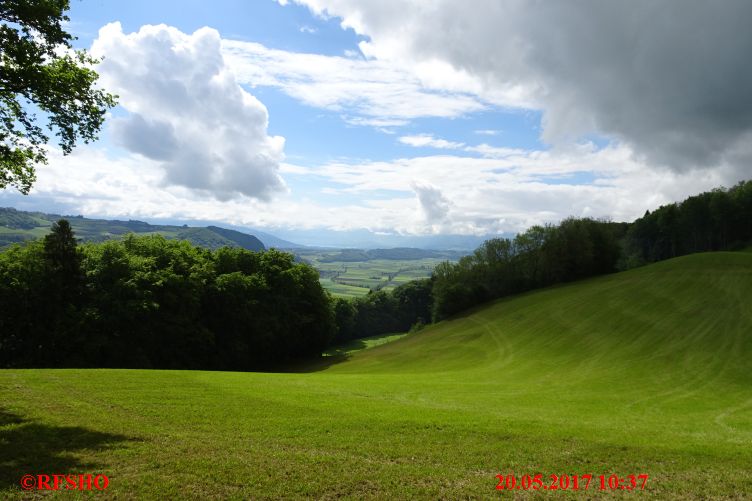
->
xmin=1 ymin=252 xmax=751 ymax=498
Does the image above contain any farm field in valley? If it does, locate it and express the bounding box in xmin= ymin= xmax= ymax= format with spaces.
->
xmin=315 ymin=258 xmax=442 ymax=297
xmin=298 ymin=249 xmax=461 ymax=298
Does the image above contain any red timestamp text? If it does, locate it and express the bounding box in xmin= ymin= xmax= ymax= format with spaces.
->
xmin=494 ymin=473 xmax=649 ymax=491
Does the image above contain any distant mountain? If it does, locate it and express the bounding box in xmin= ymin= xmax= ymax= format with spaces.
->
xmin=205 ymin=226 xmax=266 ymax=251
xmin=262 ymin=227 xmax=501 ymax=250
xmin=0 ymin=206 xmax=493 ymax=252
xmin=243 ymin=228 xmax=304 ymax=249
xmin=0 ymin=207 xmax=264 ymax=252
xmin=367 ymin=248 xmax=445 ymax=260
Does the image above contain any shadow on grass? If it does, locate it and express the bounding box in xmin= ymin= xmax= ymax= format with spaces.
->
xmin=323 ymin=338 xmax=370 ymax=357
xmin=280 ymin=332 xmax=411 ymax=373
xmin=279 ymin=353 xmax=352 ymax=373
xmin=276 ymin=332 xmax=414 ymax=373
xmin=0 ymin=408 xmax=134 ymax=492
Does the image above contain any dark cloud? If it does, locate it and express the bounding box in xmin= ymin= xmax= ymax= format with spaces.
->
xmin=112 ymin=114 xmax=178 ymax=161
xmin=292 ymin=0 xmax=752 ymax=173
xmin=412 ymin=182 xmax=451 ymax=222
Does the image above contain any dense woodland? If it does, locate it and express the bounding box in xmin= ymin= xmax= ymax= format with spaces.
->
xmin=0 ymin=223 xmax=332 ymax=369
xmin=624 ymin=181 xmax=752 ymax=264
xmin=0 ymin=181 xmax=750 ymax=369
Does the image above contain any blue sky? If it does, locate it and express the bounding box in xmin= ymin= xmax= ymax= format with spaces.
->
xmin=1 ymin=1 xmax=747 ymax=244
xmin=69 ymin=0 xmax=365 ymax=54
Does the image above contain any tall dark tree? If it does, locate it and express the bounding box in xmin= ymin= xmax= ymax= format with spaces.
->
xmin=40 ymin=219 xmax=85 ymax=365
xmin=43 ymin=219 xmax=81 ymax=280
xmin=332 ymin=297 xmax=357 ymax=343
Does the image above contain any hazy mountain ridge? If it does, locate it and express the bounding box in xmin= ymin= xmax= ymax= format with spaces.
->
xmin=0 ymin=207 xmax=491 ymax=253
xmin=0 ymin=207 xmax=266 ymax=252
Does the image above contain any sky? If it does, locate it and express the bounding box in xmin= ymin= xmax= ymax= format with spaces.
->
xmin=2 ymin=0 xmax=751 ymax=245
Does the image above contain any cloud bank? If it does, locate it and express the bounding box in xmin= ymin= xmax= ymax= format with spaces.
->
xmin=286 ymin=0 xmax=752 ymax=174
xmin=4 ymin=139 xmax=738 ymax=237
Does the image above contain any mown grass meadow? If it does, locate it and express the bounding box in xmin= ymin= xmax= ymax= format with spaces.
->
xmin=1 ymin=252 xmax=750 ymax=498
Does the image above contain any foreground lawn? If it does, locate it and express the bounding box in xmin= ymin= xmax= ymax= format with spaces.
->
xmin=1 ymin=252 xmax=751 ymax=499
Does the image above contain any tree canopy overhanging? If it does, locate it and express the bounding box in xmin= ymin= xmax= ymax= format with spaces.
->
xmin=0 ymin=0 xmax=116 ymax=194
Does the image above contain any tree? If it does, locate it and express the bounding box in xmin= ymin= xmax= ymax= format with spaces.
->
xmin=1 ymin=0 xmax=116 ymax=193
xmin=41 ymin=219 xmax=86 ymax=365
xmin=43 ymin=219 xmax=81 ymax=280
xmin=392 ymin=278 xmax=432 ymax=329
xmin=332 ymin=297 xmax=357 ymax=342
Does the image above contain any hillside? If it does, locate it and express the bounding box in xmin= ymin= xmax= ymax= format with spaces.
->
xmin=0 ymin=207 xmax=265 ymax=251
xmin=1 ymin=252 xmax=750 ymax=498
xmin=334 ymin=251 xmax=752 ymax=379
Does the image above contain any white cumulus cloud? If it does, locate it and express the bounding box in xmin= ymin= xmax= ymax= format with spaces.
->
xmin=91 ymin=22 xmax=286 ymax=201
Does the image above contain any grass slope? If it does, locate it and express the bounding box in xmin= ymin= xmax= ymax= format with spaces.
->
xmin=1 ymin=252 xmax=751 ymax=499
